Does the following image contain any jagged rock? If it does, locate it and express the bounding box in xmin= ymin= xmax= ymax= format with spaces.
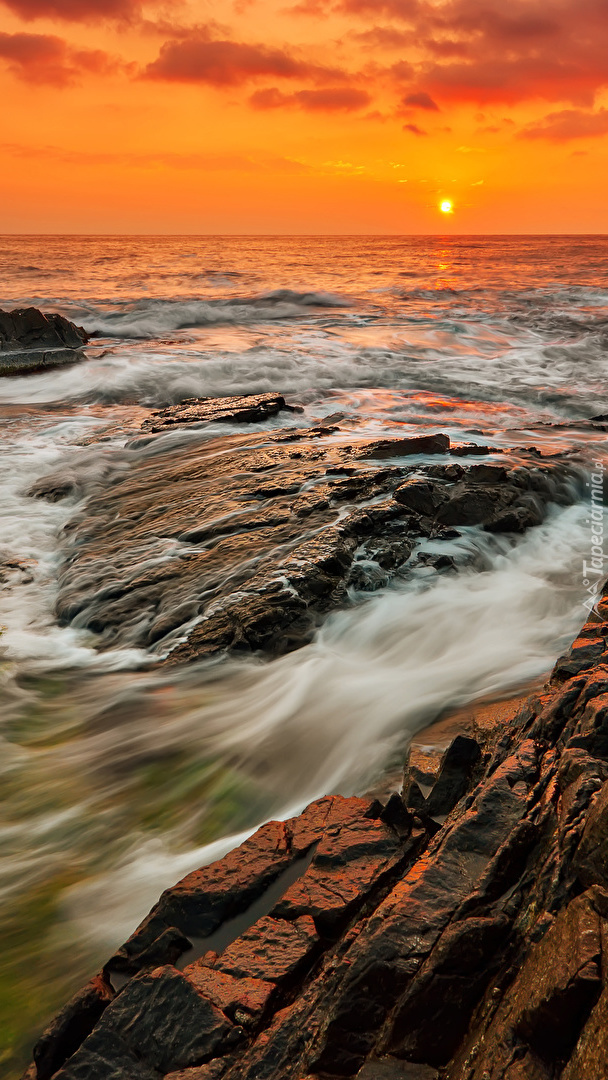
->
xmin=33 ymin=974 xmax=114 ymax=1080
xmin=42 ymin=416 xmax=581 ymax=664
xmin=423 ymin=736 xmax=482 ymax=818
xmin=141 ymin=395 xmax=293 ymax=432
xmin=0 ymin=306 xmax=88 ymax=375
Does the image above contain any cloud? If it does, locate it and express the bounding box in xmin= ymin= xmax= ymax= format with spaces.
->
xmin=296 ymin=0 xmax=608 ymax=109
xmin=403 ymin=122 xmax=427 ymax=135
xmin=1 ymin=140 xmax=312 ymax=170
xmin=402 ymin=90 xmax=439 ymax=110
xmin=0 ymin=29 xmax=123 ymax=85
xmin=519 ymin=107 xmax=608 ymax=141
xmin=143 ymin=34 xmax=345 ymax=86
xmin=0 ymin=0 xmax=140 ymax=20
xmin=250 ymin=85 xmax=371 ymax=110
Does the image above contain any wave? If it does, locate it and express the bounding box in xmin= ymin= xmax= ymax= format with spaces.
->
xmin=80 ymin=291 xmax=347 ymax=339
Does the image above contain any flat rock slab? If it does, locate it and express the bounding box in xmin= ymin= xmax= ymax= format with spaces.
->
xmin=0 ymin=306 xmax=88 ymax=376
xmin=141 ymin=394 xmax=294 ymax=432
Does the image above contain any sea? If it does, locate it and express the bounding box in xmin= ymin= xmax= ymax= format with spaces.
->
xmin=1 ymin=234 xmax=607 ymax=1074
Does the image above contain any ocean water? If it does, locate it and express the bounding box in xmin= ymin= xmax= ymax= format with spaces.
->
xmin=1 ymin=234 xmax=607 ymax=1074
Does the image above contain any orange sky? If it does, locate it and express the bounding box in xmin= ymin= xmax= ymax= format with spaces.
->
xmin=1 ymin=0 xmax=608 ymax=232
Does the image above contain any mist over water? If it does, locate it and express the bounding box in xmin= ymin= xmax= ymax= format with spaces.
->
xmin=1 ymin=234 xmax=607 ymax=1074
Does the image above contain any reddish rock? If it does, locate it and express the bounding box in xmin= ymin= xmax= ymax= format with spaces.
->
xmin=183 ymin=965 xmax=275 ymax=1024
xmin=141 ymin=394 xmax=291 ymax=432
xmin=214 ymin=915 xmax=319 ymax=983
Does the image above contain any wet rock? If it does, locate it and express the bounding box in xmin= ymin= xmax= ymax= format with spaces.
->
xmin=449 ymin=890 xmax=606 ymax=1079
xmin=383 ymin=915 xmax=510 ymax=1065
xmin=182 ymin=967 xmax=275 ymax=1026
xmin=0 ymin=306 xmax=88 ymax=375
xmin=48 ymin=415 xmax=580 ymax=664
xmin=60 ymin=967 xmax=234 ymax=1075
xmin=141 ymin=395 xmax=292 ymax=432
xmin=33 ymin=973 xmax=114 ymax=1080
xmin=272 ymin=808 xmax=405 ymax=931
xmin=424 ymin=735 xmax=482 ymax=818
xmin=213 ymin=915 xmax=319 ymax=983
xmin=352 ymin=433 xmax=450 ymax=459
xmin=355 ymin=1060 xmax=438 ymax=1079
xmin=575 ymin=780 xmax=608 ymax=889
xmin=394 ymin=480 xmax=447 ymax=516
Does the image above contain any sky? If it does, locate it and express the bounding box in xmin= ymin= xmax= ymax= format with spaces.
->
xmin=1 ymin=0 xmax=608 ymax=232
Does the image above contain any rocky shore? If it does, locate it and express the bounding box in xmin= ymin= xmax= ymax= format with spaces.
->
xmin=19 ymin=392 xmax=608 ymax=1080
xmin=31 ymin=393 xmax=583 ymax=663
xmin=0 ymin=307 xmax=88 ymax=375
xmin=22 ymin=576 xmax=608 ymax=1080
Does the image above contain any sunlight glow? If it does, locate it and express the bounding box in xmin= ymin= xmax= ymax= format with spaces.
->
xmin=440 ymin=200 xmax=454 ymax=214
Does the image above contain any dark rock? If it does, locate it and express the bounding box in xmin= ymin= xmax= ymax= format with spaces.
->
xmin=383 ymin=915 xmax=510 ymax=1065
xmin=0 ymin=306 xmax=88 ymax=375
xmin=575 ymin=781 xmax=608 ymax=889
xmin=352 ymin=434 xmax=450 ymax=460
xmin=393 ymin=480 xmax=447 ymax=516
xmin=424 ymin=736 xmax=482 ymax=818
xmin=355 ymin=1060 xmax=438 ymax=1079
xmin=436 ymin=487 xmax=505 ymax=526
xmin=79 ymin=966 xmax=233 ymax=1073
xmin=450 ymin=443 xmax=503 ymax=456
xmin=141 ymin=395 xmax=291 ymax=432
xmin=33 ymin=973 xmax=114 ymax=1080
xmin=53 ymin=1028 xmax=162 ymax=1079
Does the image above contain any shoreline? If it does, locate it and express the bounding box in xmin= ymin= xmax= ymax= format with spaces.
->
xmin=21 ymin=581 xmax=608 ymax=1079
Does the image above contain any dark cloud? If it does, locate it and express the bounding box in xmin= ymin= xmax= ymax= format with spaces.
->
xmin=519 ymin=107 xmax=608 ymax=141
xmin=143 ymin=34 xmax=345 ymax=86
xmin=0 ymin=0 xmax=140 ymax=21
xmin=250 ymin=85 xmax=371 ymax=110
xmin=403 ymin=122 xmax=427 ymax=134
xmin=0 ymin=29 xmax=122 ymax=84
xmin=296 ymin=0 xmax=608 ymax=108
xmin=403 ymin=90 xmax=439 ymax=110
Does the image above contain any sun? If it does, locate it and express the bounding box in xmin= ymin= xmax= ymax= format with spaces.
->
xmin=440 ymin=200 xmax=454 ymax=214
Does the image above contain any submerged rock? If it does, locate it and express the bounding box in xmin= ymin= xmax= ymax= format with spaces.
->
xmin=0 ymin=306 xmax=88 ymax=375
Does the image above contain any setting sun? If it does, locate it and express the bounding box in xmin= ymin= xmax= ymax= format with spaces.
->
xmin=440 ymin=200 xmax=454 ymax=214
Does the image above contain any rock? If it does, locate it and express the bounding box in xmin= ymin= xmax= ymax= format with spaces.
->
xmin=182 ymin=967 xmax=275 ymax=1026
xmin=448 ymin=890 xmax=606 ymax=1079
xmin=0 ymin=306 xmax=88 ymax=375
xmin=70 ymin=967 xmax=234 ymax=1074
xmin=213 ymin=915 xmax=319 ymax=983
xmin=272 ymin=805 xmax=406 ymax=931
xmin=141 ymin=395 xmax=292 ymax=432
xmin=393 ymin=480 xmax=446 ymax=516
xmin=423 ymin=735 xmax=482 ymax=818
xmin=355 ymin=1060 xmax=438 ymax=1079
xmin=33 ymin=973 xmax=114 ymax=1080
xmin=352 ymin=434 xmax=450 ymax=460
xmin=47 ymin=419 xmax=578 ymax=664
xmin=575 ymin=780 xmax=608 ymax=889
